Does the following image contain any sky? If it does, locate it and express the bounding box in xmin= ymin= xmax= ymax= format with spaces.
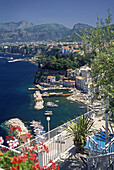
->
xmin=0 ymin=0 xmax=114 ymax=28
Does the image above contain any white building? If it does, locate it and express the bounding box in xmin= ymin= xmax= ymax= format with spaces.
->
xmin=46 ymin=76 xmax=55 ymax=83
xmin=80 ymin=65 xmax=91 ymax=78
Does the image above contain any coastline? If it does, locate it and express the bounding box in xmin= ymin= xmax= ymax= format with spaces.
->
xmin=67 ymin=89 xmax=104 ymax=112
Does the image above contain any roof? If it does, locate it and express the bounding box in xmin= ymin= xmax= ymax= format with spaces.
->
xmin=76 ymin=76 xmax=85 ymax=80
xmin=67 ymin=69 xmax=72 ymax=71
xmin=47 ymin=76 xmax=55 ymax=78
xmin=65 ymin=80 xmax=75 ymax=83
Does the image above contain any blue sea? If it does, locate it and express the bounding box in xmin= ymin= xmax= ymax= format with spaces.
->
xmin=0 ymin=53 xmax=87 ymax=138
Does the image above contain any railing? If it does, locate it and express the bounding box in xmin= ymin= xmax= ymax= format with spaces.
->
xmin=87 ymin=136 xmax=106 ymax=156
xmin=87 ymin=137 xmax=114 ymax=170
xmin=16 ymin=110 xmax=94 ymax=150
xmin=0 ymin=144 xmax=20 ymax=155
xmin=39 ymin=130 xmax=74 ymax=167
xmin=87 ymin=152 xmax=114 ymax=170
xmin=15 ymin=110 xmax=95 ymax=167
xmin=104 ymin=137 xmax=114 ymax=153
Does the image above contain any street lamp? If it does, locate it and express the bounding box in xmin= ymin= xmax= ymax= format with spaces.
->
xmin=46 ymin=116 xmax=50 ymax=139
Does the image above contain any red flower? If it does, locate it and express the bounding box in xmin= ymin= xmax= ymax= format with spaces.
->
xmin=10 ymin=125 xmax=22 ymax=133
xmin=32 ymin=165 xmax=37 ymax=170
xmin=6 ymin=135 xmax=14 ymax=141
xmin=25 ymin=132 xmax=32 ymax=139
xmin=42 ymin=144 xmax=49 ymax=153
xmin=30 ymin=153 xmax=36 ymax=161
xmin=17 ymin=156 xmax=25 ymax=164
xmin=11 ymin=156 xmax=18 ymax=164
xmin=57 ymin=165 xmax=60 ymax=170
xmin=49 ymin=159 xmax=56 ymax=170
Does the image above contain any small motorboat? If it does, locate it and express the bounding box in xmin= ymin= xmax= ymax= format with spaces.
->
xmin=46 ymin=102 xmax=58 ymax=107
xmin=79 ymin=106 xmax=85 ymax=109
xmin=45 ymin=111 xmax=53 ymax=116
xmin=55 ymin=100 xmax=59 ymax=103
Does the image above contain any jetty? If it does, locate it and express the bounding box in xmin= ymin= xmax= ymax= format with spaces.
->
xmin=33 ymin=91 xmax=44 ymax=110
xmin=35 ymin=84 xmax=71 ymax=91
xmin=42 ymin=92 xmax=73 ymax=97
xmin=28 ymin=87 xmax=39 ymax=91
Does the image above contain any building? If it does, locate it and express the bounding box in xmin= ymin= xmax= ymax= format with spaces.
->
xmin=75 ymin=76 xmax=86 ymax=90
xmin=63 ymin=80 xmax=75 ymax=88
xmin=80 ymin=65 xmax=91 ymax=78
xmin=67 ymin=69 xmax=78 ymax=77
xmin=46 ymin=76 xmax=55 ymax=83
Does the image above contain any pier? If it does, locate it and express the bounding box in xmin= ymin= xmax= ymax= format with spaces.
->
xmin=42 ymin=91 xmax=73 ymax=97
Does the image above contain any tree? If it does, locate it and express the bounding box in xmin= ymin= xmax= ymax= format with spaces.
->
xmin=77 ymin=9 xmax=114 ymax=144
xmin=55 ymin=73 xmax=60 ymax=81
xmin=78 ymin=9 xmax=114 ymax=107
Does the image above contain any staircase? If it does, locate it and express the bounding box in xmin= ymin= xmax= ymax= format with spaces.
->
xmin=87 ymin=136 xmax=114 ymax=170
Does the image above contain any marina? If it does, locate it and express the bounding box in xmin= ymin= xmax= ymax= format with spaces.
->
xmin=0 ymin=53 xmax=87 ymax=139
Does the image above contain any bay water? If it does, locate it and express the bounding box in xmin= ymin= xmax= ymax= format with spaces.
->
xmin=0 ymin=53 xmax=87 ymax=138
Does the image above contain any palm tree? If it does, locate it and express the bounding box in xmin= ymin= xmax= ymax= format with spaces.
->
xmin=63 ymin=114 xmax=94 ymax=151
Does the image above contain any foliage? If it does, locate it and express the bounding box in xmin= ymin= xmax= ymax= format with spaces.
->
xmin=0 ymin=126 xmax=59 ymax=170
xmin=76 ymin=9 xmax=114 ymax=109
xmin=62 ymin=114 xmax=94 ymax=148
xmin=55 ymin=74 xmax=60 ymax=81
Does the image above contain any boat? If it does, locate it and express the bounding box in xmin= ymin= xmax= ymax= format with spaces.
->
xmin=79 ymin=106 xmax=85 ymax=109
xmin=55 ymin=100 xmax=59 ymax=103
xmin=46 ymin=102 xmax=58 ymax=107
xmin=45 ymin=111 xmax=53 ymax=116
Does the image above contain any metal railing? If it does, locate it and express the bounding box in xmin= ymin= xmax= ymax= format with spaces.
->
xmin=104 ymin=137 xmax=114 ymax=153
xmin=87 ymin=152 xmax=114 ymax=170
xmin=87 ymin=137 xmax=114 ymax=170
xmin=15 ymin=110 xmax=95 ymax=167
xmin=87 ymin=136 xmax=105 ymax=156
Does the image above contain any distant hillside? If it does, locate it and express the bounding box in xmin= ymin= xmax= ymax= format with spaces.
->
xmin=0 ymin=21 xmax=33 ymax=31
xmin=73 ymin=23 xmax=93 ymax=31
xmin=59 ymin=23 xmax=93 ymax=42
xmin=1 ymin=21 xmax=113 ymax=43
xmin=0 ymin=22 xmax=71 ymax=43
xmin=25 ymin=23 xmax=71 ymax=41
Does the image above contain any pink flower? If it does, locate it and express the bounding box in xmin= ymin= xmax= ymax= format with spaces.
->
xmin=7 ymin=138 xmax=19 ymax=148
xmin=0 ymin=137 xmax=4 ymax=145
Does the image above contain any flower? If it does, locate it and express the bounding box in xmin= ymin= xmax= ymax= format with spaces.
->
xmin=25 ymin=132 xmax=32 ymax=139
xmin=1 ymin=146 xmax=9 ymax=153
xmin=0 ymin=137 xmax=4 ymax=145
xmin=11 ymin=156 xmax=18 ymax=164
xmin=30 ymin=153 xmax=36 ymax=161
xmin=7 ymin=138 xmax=19 ymax=148
xmin=6 ymin=135 xmax=14 ymax=141
xmin=11 ymin=166 xmax=19 ymax=170
xmin=10 ymin=125 xmax=22 ymax=134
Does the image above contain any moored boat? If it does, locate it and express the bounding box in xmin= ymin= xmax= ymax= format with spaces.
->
xmin=46 ymin=102 xmax=58 ymax=107
xmin=45 ymin=111 xmax=53 ymax=116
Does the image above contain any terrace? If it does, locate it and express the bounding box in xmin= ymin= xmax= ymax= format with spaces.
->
xmin=0 ymin=109 xmax=114 ymax=169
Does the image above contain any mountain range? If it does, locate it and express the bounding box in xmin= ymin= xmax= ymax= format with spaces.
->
xmin=0 ymin=21 xmax=94 ymax=43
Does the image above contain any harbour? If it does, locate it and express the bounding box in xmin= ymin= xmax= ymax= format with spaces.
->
xmin=0 ymin=53 xmax=87 ymax=139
